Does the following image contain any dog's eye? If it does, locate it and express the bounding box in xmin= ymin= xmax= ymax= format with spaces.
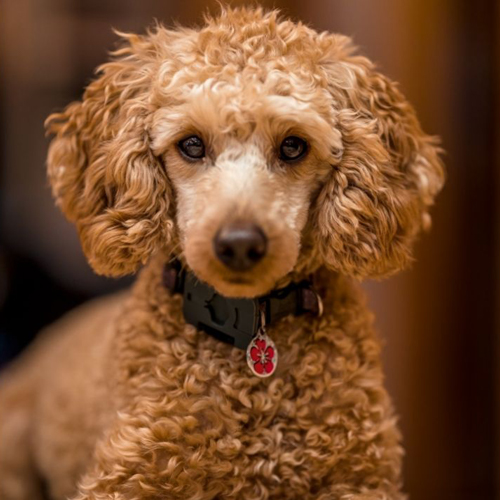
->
xmin=178 ymin=135 xmax=205 ymax=160
xmin=279 ymin=136 xmax=308 ymax=162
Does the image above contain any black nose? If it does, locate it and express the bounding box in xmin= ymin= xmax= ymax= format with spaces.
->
xmin=214 ymin=222 xmax=267 ymax=271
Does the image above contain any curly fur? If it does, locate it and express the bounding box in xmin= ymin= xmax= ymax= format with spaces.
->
xmin=0 ymin=6 xmax=444 ymax=500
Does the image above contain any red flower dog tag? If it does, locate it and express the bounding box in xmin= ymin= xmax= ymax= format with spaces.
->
xmin=246 ymin=329 xmax=278 ymax=377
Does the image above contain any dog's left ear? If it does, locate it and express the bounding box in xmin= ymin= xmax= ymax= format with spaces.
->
xmin=45 ymin=31 xmax=175 ymax=277
xmin=314 ymin=36 xmax=445 ymax=278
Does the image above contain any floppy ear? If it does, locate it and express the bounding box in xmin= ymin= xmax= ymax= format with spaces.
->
xmin=315 ymin=36 xmax=445 ymax=278
xmin=45 ymin=32 xmax=174 ymax=277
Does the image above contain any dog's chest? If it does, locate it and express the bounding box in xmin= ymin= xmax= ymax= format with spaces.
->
xmin=122 ymin=319 xmax=348 ymax=499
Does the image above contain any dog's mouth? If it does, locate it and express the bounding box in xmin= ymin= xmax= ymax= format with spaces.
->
xmin=183 ymin=220 xmax=299 ymax=299
xmin=183 ymin=214 xmax=299 ymax=298
xmin=193 ymin=268 xmax=279 ymax=299
xmin=225 ymin=277 xmax=254 ymax=285
xmin=186 ymin=252 xmax=298 ymax=298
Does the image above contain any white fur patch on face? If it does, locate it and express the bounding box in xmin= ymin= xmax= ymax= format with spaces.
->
xmin=173 ymin=140 xmax=307 ymax=238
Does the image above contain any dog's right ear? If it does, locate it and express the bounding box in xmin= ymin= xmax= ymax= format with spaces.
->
xmin=313 ymin=35 xmax=445 ymax=279
xmin=46 ymin=31 xmax=175 ymax=277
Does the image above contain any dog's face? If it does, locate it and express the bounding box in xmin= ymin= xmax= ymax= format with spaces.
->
xmin=46 ymin=8 xmax=444 ymax=298
xmin=150 ymin=81 xmax=340 ymax=296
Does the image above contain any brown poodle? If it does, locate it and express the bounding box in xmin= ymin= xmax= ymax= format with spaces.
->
xmin=0 ymin=7 xmax=444 ymax=500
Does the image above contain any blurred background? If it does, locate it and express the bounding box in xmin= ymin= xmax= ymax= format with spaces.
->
xmin=0 ymin=0 xmax=498 ymax=499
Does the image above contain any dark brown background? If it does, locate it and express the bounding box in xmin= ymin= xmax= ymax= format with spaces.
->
xmin=0 ymin=1 xmax=498 ymax=499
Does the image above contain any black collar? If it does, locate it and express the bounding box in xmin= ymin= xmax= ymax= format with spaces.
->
xmin=162 ymin=261 xmax=322 ymax=350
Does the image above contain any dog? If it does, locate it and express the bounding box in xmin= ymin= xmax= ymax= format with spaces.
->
xmin=0 ymin=7 xmax=444 ymax=500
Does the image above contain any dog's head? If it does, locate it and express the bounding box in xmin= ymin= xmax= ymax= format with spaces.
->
xmin=46 ymin=8 xmax=444 ymax=298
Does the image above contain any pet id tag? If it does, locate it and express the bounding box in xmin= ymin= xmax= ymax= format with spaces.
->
xmin=246 ymin=328 xmax=278 ymax=377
